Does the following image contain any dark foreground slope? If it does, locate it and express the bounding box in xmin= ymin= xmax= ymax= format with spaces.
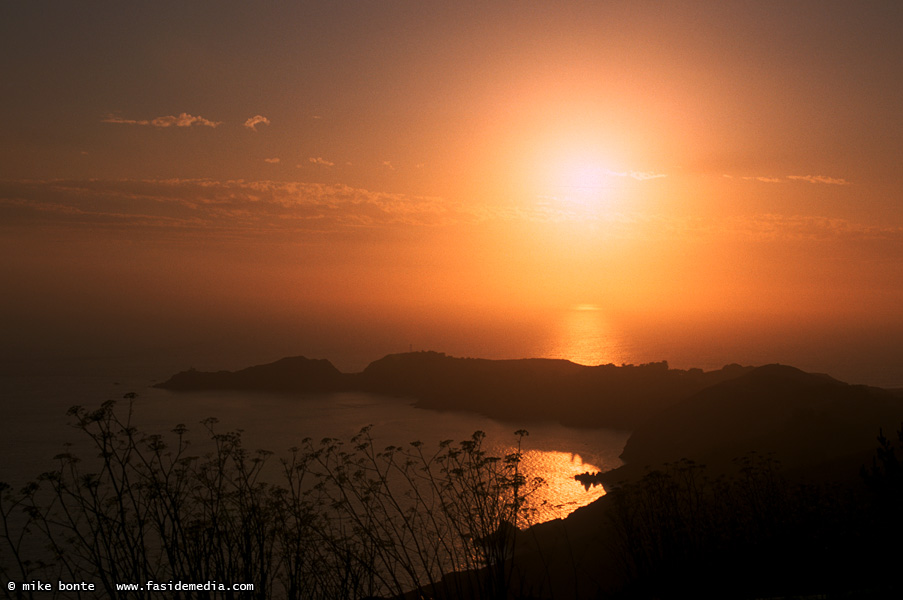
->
xmin=156 ymin=351 xmax=754 ymax=429
xmin=412 ymin=364 xmax=903 ymax=599
xmin=597 ymin=363 xmax=903 ymax=486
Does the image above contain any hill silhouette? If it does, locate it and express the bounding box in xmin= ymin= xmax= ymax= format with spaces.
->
xmin=157 ymin=356 xmax=349 ymax=392
xmin=155 ymin=351 xmax=755 ymax=429
xmin=596 ymin=363 xmax=903 ymax=486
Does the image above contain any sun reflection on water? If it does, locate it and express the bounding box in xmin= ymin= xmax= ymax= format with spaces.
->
xmin=508 ymin=448 xmax=610 ymax=523
xmin=544 ymin=305 xmax=628 ymax=367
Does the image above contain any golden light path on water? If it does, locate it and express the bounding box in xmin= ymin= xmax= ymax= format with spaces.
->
xmin=511 ymin=304 xmax=627 ymax=522
xmin=515 ymin=449 xmax=608 ymax=523
xmin=544 ymin=304 xmax=629 ymax=368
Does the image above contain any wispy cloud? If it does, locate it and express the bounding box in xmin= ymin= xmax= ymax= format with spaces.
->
xmin=102 ymin=112 xmax=222 ymax=128
xmin=101 ymin=115 xmax=149 ymax=126
xmin=264 ymin=158 xmax=280 ymax=164
xmin=723 ymin=213 xmax=898 ymax=243
xmin=1 ymin=178 xmax=893 ymax=247
xmin=605 ymin=170 xmax=666 ymax=181
xmin=729 ymin=174 xmax=850 ymax=185
xmin=308 ymin=157 xmax=335 ymax=167
xmin=381 ymin=161 xmax=395 ymax=171
xmin=152 ymin=114 xmax=221 ymax=128
xmin=0 ymin=178 xmax=458 ymax=235
xmin=738 ymin=176 xmax=782 ymax=183
xmin=787 ymin=175 xmax=851 ymax=185
xmin=244 ymin=115 xmax=270 ymax=131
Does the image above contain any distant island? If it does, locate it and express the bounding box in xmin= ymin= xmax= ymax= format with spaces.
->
xmin=155 ymin=351 xmax=756 ymax=430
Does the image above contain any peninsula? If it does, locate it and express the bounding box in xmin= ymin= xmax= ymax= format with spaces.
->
xmin=155 ymin=351 xmax=755 ymax=430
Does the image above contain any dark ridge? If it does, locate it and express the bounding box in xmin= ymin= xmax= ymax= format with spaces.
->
xmin=155 ymin=350 xmax=757 ymax=429
xmin=355 ymin=352 xmax=756 ymax=429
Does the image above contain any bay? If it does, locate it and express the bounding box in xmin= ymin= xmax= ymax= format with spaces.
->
xmin=0 ymin=369 xmax=628 ymax=523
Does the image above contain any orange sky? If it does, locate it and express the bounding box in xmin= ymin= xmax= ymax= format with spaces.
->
xmin=2 ymin=2 xmax=902 ymax=380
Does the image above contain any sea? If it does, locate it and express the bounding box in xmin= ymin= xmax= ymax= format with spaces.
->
xmin=0 ymin=364 xmax=629 ymax=524
xmin=2 ymin=310 xmax=900 ymax=524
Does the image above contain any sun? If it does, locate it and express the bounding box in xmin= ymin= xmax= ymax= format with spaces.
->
xmin=555 ymin=158 xmax=613 ymax=210
xmin=562 ymin=162 xmax=606 ymax=193
xmin=506 ymin=131 xmax=624 ymax=213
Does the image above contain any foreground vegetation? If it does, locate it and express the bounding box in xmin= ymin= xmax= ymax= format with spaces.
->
xmin=1 ymin=396 xmax=541 ymax=599
xmin=3 ymin=395 xmax=902 ymax=599
xmin=602 ymin=454 xmax=895 ymax=598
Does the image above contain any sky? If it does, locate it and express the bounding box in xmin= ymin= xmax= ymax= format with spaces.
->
xmin=2 ymin=1 xmax=902 ymax=382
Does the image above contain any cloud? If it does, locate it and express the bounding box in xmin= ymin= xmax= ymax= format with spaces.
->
xmin=729 ymin=174 xmax=850 ymax=185
xmin=151 ymin=114 xmax=221 ymax=128
xmin=381 ymin=161 xmax=395 ymax=171
xmin=308 ymin=157 xmax=335 ymax=167
xmin=102 ymin=112 xmax=221 ymax=128
xmin=264 ymin=158 xmax=280 ymax=164
xmin=722 ymin=213 xmax=901 ymax=243
xmin=2 ymin=178 xmax=892 ymax=249
xmin=101 ymin=115 xmax=150 ymax=126
xmin=787 ymin=175 xmax=851 ymax=185
xmin=740 ymin=176 xmax=782 ymax=183
xmin=244 ymin=115 xmax=270 ymax=131
xmin=605 ymin=170 xmax=666 ymax=181
xmin=0 ymin=178 xmax=460 ymax=236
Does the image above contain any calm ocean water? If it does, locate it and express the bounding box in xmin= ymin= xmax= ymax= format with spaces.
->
xmin=0 ymin=366 xmax=628 ymax=523
xmin=2 ymin=309 xmax=899 ymax=523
